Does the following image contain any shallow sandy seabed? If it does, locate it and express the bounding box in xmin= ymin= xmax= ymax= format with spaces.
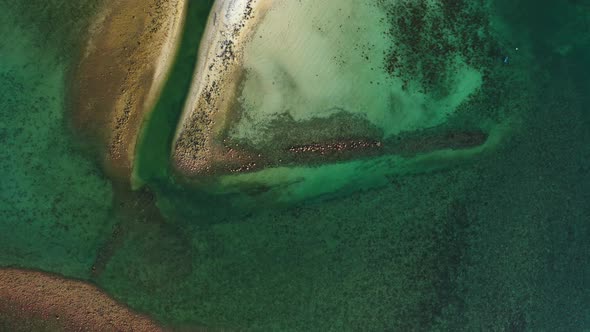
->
xmin=164 ymin=0 xmax=519 ymax=204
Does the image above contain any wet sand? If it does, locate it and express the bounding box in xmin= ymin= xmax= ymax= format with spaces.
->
xmin=172 ymin=0 xmax=273 ymax=178
xmin=0 ymin=268 xmax=164 ymax=331
xmin=70 ymin=0 xmax=187 ymax=182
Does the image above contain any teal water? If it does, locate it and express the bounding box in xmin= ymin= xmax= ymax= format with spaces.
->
xmin=134 ymin=0 xmax=215 ymax=186
xmin=0 ymin=0 xmax=114 ymax=277
xmin=1 ymin=0 xmax=589 ymax=331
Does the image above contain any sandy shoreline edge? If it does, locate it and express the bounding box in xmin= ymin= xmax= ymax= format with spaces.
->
xmin=0 ymin=268 xmax=164 ymax=331
xmin=172 ymin=0 xmax=273 ymax=178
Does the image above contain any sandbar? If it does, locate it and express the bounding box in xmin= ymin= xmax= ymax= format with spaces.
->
xmin=70 ymin=0 xmax=187 ymax=181
xmin=0 ymin=268 xmax=163 ymax=331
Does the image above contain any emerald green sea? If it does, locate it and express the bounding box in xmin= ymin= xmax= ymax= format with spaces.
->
xmin=1 ymin=0 xmax=589 ymax=330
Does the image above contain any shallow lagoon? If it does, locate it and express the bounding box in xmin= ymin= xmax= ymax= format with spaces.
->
xmin=1 ymin=0 xmax=589 ymax=330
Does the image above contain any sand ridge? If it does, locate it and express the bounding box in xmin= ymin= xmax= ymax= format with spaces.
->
xmin=70 ymin=0 xmax=187 ymax=182
xmin=172 ymin=0 xmax=273 ymax=178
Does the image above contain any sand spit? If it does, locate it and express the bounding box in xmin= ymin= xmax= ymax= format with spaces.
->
xmin=70 ymin=0 xmax=187 ymax=181
xmin=0 ymin=268 xmax=164 ymax=331
xmin=172 ymin=0 xmax=272 ymax=178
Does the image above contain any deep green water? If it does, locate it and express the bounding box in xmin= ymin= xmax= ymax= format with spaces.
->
xmin=1 ymin=0 xmax=589 ymax=331
xmin=134 ymin=0 xmax=215 ymax=186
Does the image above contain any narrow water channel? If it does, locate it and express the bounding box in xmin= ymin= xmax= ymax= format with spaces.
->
xmin=133 ymin=1 xmax=215 ymax=187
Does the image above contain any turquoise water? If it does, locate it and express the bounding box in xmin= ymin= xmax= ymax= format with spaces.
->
xmin=1 ymin=0 xmax=589 ymax=330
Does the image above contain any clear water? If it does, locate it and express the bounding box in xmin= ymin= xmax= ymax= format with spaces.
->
xmin=0 ymin=0 xmax=589 ymax=330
